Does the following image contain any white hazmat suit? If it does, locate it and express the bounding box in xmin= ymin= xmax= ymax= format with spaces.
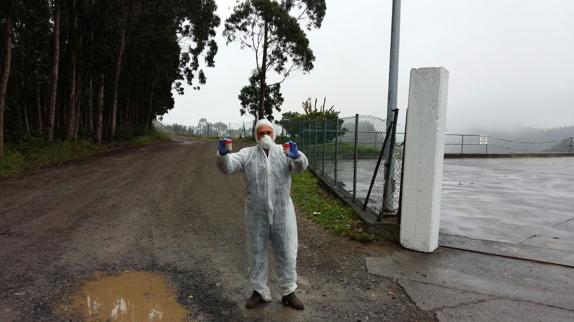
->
xmin=216 ymin=121 xmax=308 ymax=301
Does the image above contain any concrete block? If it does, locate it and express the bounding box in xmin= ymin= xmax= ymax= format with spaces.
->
xmin=400 ymin=67 xmax=449 ymax=252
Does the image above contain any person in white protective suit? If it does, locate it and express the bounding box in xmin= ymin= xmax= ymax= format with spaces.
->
xmin=216 ymin=119 xmax=308 ymax=310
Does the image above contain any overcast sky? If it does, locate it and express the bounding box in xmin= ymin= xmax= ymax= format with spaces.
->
xmin=162 ymin=0 xmax=574 ymax=132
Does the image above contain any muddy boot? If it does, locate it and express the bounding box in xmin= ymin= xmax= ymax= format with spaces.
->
xmin=245 ymin=291 xmax=267 ymax=309
xmin=282 ymin=292 xmax=305 ymax=310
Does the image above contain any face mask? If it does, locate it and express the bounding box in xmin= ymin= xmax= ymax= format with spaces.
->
xmin=259 ymin=134 xmax=274 ymax=150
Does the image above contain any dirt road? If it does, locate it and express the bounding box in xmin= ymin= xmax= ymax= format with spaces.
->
xmin=0 ymin=139 xmax=434 ymax=321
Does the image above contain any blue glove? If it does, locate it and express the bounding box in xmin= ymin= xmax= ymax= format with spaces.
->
xmin=218 ymin=138 xmax=229 ymax=155
xmin=287 ymin=141 xmax=300 ymax=159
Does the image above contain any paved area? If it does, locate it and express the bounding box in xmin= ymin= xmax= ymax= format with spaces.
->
xmin=366 ymin=247 xmax=574 ymax=321
xmin=442 ymin=158 xmax=574 ymax=265
xmin=442 ymin=158 xmax=574 ymax=248
xmin=335 ymin=157 xmax=574 ymax=264
xmin=321 ymin=156 xmax=574 ymax=321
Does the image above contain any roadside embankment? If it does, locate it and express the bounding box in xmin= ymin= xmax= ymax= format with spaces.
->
xmin=0 ymin=130 xmax=169 ymax=178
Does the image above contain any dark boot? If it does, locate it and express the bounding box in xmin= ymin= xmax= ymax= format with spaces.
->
xmin=282 ymin=292 xmax=305 ymax=310
xmin=245 ymin=291 xmax=267 ymax=309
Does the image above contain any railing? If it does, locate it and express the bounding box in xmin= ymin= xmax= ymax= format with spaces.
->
xmin=445 ymin=134 xmax=573 ymax=155
xmin=445 ymin=134 xmax=488 ymax=154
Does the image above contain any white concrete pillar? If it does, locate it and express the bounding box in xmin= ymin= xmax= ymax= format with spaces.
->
xmin=400 ymin=67 xmax=449 ymax=252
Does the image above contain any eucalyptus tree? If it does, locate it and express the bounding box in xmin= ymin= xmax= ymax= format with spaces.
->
xmin=0 ymin=0 xmax=221 ymax=156
xmin=224 ymin=0 xmax=326 ymax=121
xmin=1 ymin=1 xmax=50 ymax=153
xmin=109 ymin=0 xmax=220 ymax=138
xmin=0 ymin=2 xmax=14 ymax=157
xmin=46 ymin=0 xmax=60 ymax=142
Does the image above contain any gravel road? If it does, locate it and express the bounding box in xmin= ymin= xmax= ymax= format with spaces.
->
xmin=0 ymin=139 xmax=434 ymax=321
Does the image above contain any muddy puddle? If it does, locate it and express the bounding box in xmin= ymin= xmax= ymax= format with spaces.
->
xmin=59 ymin=271 xmax=190 ymax=322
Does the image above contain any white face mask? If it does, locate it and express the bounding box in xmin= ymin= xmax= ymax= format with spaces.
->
xmin=259 ymin=134 xmax=274 ymax=150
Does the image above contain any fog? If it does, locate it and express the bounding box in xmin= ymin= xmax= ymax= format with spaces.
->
xmin=163 ymin=0 xmax=574 ymax=133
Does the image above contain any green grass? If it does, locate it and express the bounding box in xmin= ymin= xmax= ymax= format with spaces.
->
xmin=291 ymin=170 xmax=374 ymax=242
xmin=0 ymin=130 xmax=169 ymax=178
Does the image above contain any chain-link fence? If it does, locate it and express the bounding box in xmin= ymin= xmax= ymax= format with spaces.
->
xmin=281 ymin=111 xmax=403 ymax=221
xmin=161 ymin=114 xmax=405 ymax=220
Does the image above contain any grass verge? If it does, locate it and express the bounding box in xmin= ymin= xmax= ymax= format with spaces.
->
xmin=0 ymin=130 xmax=169 ymax=178
xmin=291 ymin=170 xmax=374 ymax=243
xmin=299 ymin=142 xmax=380 ymax=156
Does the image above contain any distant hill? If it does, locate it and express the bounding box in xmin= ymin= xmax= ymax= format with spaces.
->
xmin=547 ymin=137 xmax=574 ymax=152
xmin=445 ymin=125 xmax=574 ymax=154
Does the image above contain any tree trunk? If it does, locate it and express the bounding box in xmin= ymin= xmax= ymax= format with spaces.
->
xmin=110 ymin=9 xmax=128 ymax=139
xmin=0 ymin=17 xmax=13 ymax=159
xmin=88 ymin=77 xmax=93 ymax=133
xmin=23 ymin=104 xmax=30 ymax=134
xmin=16 ymin=101 xmax=22 ymax=131
xmin=46 ymin=1 xmax=60 ymax=142
xmin=119 ymin=101 xmax=123 ymax=128
xmin=95 ymin=74 xmax=104 ymax=143
xmin=16 ymin=80 xmax=23 ymax=131
xmin=258 ymin=21 xmax=269 ymax=121
xmin=74 ymin=102 xmax=81 ymax=138
xmin=36 ymin=72 xmax=43 ymax=131
xmin=65 ymin=0 xmax=80 ymax=140
xmin=73 ymin=71 xmax=82 ymax=139
xmin=65 ymin=64 xmax=77 ymax=139
xmin=144 ymin=77 xmax=155 ymax=129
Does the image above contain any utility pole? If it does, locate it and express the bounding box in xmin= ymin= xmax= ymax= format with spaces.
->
xmin=384 ymin=0 xmax=401 ymax=211
xmin=386 ymin=0 xmax=401 ymax=127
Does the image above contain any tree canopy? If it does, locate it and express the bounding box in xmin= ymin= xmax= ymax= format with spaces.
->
xmin=278 ymin=97 xmax=346 ymax=144
xmin=238 ymin=71 xmax=284 ymax=120
xmin=224 ymin=0 xmax=326 ymax=121
xmin=0 ymin=0 xmax=220 ymax=157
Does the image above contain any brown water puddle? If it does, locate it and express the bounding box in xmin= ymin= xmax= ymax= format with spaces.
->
xmin=59 ymin=271 xmax=190 ymax=322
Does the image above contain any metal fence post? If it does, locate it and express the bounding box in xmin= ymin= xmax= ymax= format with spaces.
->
xmin=461 ymin=135 xmax=465 ymax=154
xmin=380 ymin=109 xmax=399 ymax=218
xmin=364 ymin=113 xmax=396 ymax=211
xmin=353 ymin=114 xmax=359 ymax=202
xmin=315 ymin=119 xmax=318 ymax=167
xmin=570 ymin=137 xmax=573 ymax=153
xmin=322 ymin=118 xmax=326 ymax=175
xmin=308 ymin=121 xmax=312 ymax=165
xmin=334 ymin=117 xmax=339 ymax=186
xmin=301 ymin=120 xmax=305 ymax=149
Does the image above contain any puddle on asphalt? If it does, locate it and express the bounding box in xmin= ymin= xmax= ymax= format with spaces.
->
xmin=60 ymin=271 xmax=190 ymax=322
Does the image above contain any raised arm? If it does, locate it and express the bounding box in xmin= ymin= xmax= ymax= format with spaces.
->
xmin=286 ymin=141 xmax=308 ymax=173
xmin=216 ymin=147 xmax=248 ymax=174
xmin=289 ymin=151 xmax=308 ymax=173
